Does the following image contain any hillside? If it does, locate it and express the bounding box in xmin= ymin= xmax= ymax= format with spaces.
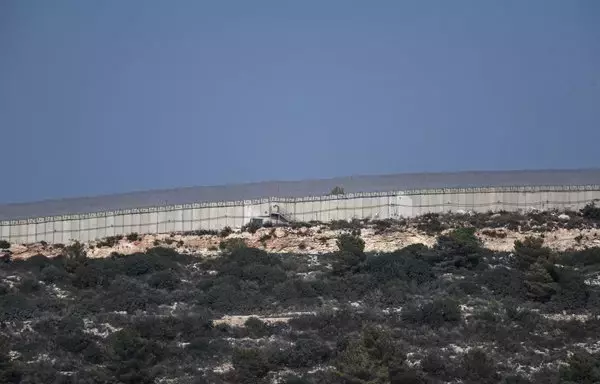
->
xmin=2 ymin=206 xmax=600 ymax=383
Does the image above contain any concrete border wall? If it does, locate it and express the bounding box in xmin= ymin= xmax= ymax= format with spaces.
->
xmin=1 ymin=185 xmax=599 ymax=244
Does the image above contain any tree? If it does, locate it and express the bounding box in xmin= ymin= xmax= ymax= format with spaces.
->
xmin=329 ymin=186 xmax=345 ymax=195
xmin=513 ymin=236 xmax=551 ymax=271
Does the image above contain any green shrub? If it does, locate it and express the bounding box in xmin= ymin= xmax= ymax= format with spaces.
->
xmin=330 ymin=219 xmax=362 ymax=231
xmin=365 ymin=251 xmax=434 ymax=285
xmin=435 ymin=227 xmax=484 ymax=269
xmin=334 ymin=326 xmax=401 ymax=383
xmin=581 ymin=202 xmax=600 ymax=221
xmin=148 ymin=270 xmax=180 ymax=290
xmin=402 ymin=298 xmax=462 ymax=327
xmin=416 ymin=213 xmax=445 ymax=235
xmin=220 ymin=226 xmax=233 ymax=238
xmin=559 ymin=247 xmax=600 ymax=267
xmin=336 ymin=233 xmax=365 ymax=256
xmin=232 ymin=348 xmax=271 ymax=381
xmin=126 ymin=232 xmax=140 ymax=242
xmin=559 ymin=351 xmax=600 ymax=384
xmin=459 ymin=349 xmax=499 ymax=381
xmin=0 ymin=293 xmax=37 ymax=321
xmin=523 ymin=263 xmax=558 ymax=302
xmin=242 ymin=220 xmax=262 ymax=234
xmin=513 ymin=236 xmax=551 ymax=270
xmin=122 ymin=252 xmax=172 ymax=276
xmin=421 ymin=351 xmax=450 ymax=377
xmin=21 ymin=254 xmax=51 ymax=272
xmin=97 ymin=235 xmax=122 ymax=248
xmin=244 ymin=317 xmax=272 ymax=338
xmin=219 ymin=238 xmax=247 ymax=251
xmin=329 ymin=186 xmax=345 ymax=195
xmin=0 ymin=240 xmax=10 ymax=249
xmin=18 ymin=278 xmax=40 ymax=294
xmin=180 ymin=229 xmax=219 ymax=236
xmin=276 ymin=338 xmax=332 ymax=369
xmin=64 ymin=241 xmax=87 ymax=260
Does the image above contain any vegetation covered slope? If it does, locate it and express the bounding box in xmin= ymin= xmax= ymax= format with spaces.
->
xmin=1 ymin=204 xmax=600 ymax=383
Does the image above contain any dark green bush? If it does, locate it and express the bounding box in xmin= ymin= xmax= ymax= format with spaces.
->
xmin=21 ymin=254 xmax=52 ymax=272
xmin=219 ymin=238 xmax=247 ymax=251
xmin=402 ymin=298 xmax=462 ymax=327
xmin=106 ymin=328 xmax=163 ymax=384
xmin=559 ymin=247 xmax=600 ymax=267
xmin=0 ymin=293 xmax=37 ymax=321
xmin=220 ymin=226 xmax=233 ymax=237
xmin=329 ymin=186 xmax=345 ymax=195
xmin=122 ymin=252 xmax=169 ymax=276
xmin=232 ymin=348 xmax=271 ymax=382
xmin=242 ymin=220 xmax=262 ymax=234
xmin=0 ymin=240 xmax=10 ymax=249
xmin=559 ymin=351 xmax=600 ymax=384
xmin=18 ymin=278 xmax=40 ymax=293
xmin=581 ymin=202 xmax=600 ymax=221
xmin=416 ymin=213 xmax=445 ymax=234
xmin=330 ymin=219 xmax=362 ymax=231
xmin=126 ymin=232 xmax=140 ymax=242
xmin=244 ymin=317 xmax=272 ymax=338
xmin=148 ymin=270 xmax=180 ymax=290
xmin=513 ymin=236 xmax=551 ymax=270
xmin=97 ymin=235 xmax=122 ymax=248
xmin=64 ymin=241 xmax=87 ymax=261
xmin=421 ymin=351 xmax=450 ymax=377
xmin=365 ymin=251 xmax=434 ymax=285
xmin=277 ymin=338 xmax=332 ymax=369
xmin=333 ymin=233 xmax=366 ymax=272
xmin=435 ymin=227 xmax=484 ymax=269
xmin=480 ymin=266 xmax=526 ymax=298
xmin=459 ymin=349 xmax=499 ymax=382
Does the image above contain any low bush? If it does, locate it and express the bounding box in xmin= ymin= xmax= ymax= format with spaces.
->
xmin=559 ymin=247 xmax=600 ymax=267
xmin=220 ymin=226 xmax=233 ymax=238
xmin=242 ymin=220 xmax=262 ymax=234
xmin=0 ymin=240 xmax=10 ymax=249
xmin=232 ymin=348 xmax=271 ymax=382
xmin=458 ymin=349 xmax=499 ymax=382
xmin=402 ymin=298 xmax=462 ymax=327
xmin=148 ymin=270 xmax=180 ymax=290
xmin=559 ymin=351 xmax=600 ymax=383
xmin=244 ymin=317 xmax=272 ymax=338
xmin=126 ymin=232 xmax=140 ymax=242
xmin=330 ymin=219 xmax=362 ymax=231
xmin=97 ymin=235 xmax=122 ymax=248
xmin=513 ymin=236 xmax=551 ymax=270
xmin=416 ymin=213 xmax=445 ymax=234
xmin=435 ymin=227 xmax=485 ymax=270
xmin=18 ymin=278 xmax=40 ymax=293
xmin=329 ymin=186 xmax=345 ymax=195
xmin=219 ymin=238 xmax=247 ymax=252
xmin=365 ymin=251 xmax=434 ymax=285
xmin=581 ymin=202 xmax=600 ymax=221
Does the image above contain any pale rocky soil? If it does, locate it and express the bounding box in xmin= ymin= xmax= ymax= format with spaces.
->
xmin=6 ymin=224 xmax=600 ymax=260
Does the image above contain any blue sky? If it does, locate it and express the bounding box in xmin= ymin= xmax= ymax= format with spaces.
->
xmin=1 ymin=0 xmax=599 ymax=204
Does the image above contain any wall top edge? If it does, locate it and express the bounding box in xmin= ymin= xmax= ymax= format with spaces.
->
xmin=1 ymin=184 xmax=599 ymax=226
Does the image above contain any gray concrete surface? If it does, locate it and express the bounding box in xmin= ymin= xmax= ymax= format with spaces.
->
xmin=2 ymin=183 xmax=600 ymax=244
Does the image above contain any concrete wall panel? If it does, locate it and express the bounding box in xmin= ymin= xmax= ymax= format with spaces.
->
xmin=105 ymin=215 xmax=116 ymax=237
xmin=26 ymin=223 xmax=35 ymax=244
xmin=197 ymin=207 xmax=209 ymax=229
xmin=3 ymin=186 xmax=600 ymax=244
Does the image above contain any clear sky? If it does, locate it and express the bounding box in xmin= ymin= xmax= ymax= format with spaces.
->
xmin=1 ymin=0 xmax=599 ymax=204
